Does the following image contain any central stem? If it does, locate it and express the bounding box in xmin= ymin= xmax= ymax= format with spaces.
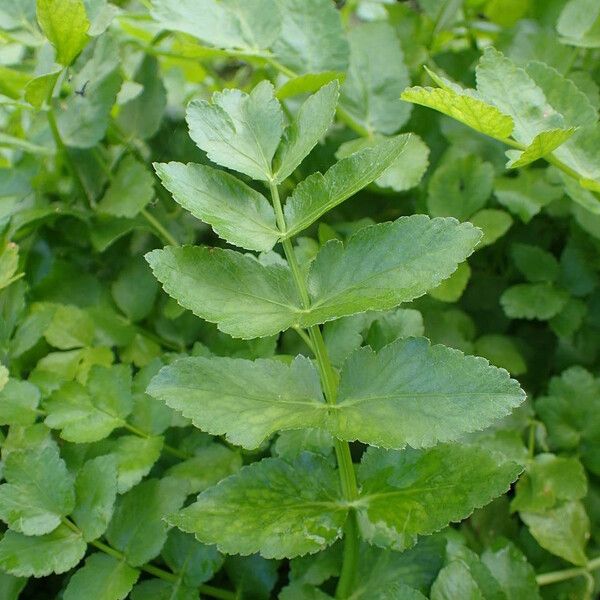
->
xmin=269 ymin=182 xmax=359 ymax=597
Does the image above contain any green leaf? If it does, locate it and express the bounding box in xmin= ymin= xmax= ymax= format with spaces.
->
xmin=521 ymin=501 xmax=590 ymax=566
xmin=500 ymin=283 xmax=568 ymax=320
xmin=0 ymin=446 xmax=75 ymax=536
xmin=340 ymin=22 xmax=411 ymax=135
xmin=154 ymin=162 xmax=279 ymax=252
xmin=334 ymin=337 xmax=524 ymax=449
xmin=186 ymin=81 xmax=283 ymax=181
xmin=44 ymin=304 xmax=95 ymax=349
xmin=145 ymin=245 xmax=300 ymax=339
xmin=148 ymin=355 xmax=325 ymax=449
xmin=44 ymin=365 xmax=133 ymax=443
xmin=106 ymin=478 xmax=187 ymax=566
xmin=469 ymin=209 xmax=513 ymax=248
xmin=506 ymin=128 xmax=576 ymax=168
xmin=428 ymin=262 xmax=471 ymax=302
xmin=536 ymin=367 xmax=600 ymax=476
xmin=110 ymin=435 xmax=164 ymax=493
xmin=0 ymin=524 xmax=86 ymax=577
xmin=169 ymin=454 xmax=346 ymax=558
xmin=430 ymin=561 xmax=484 ymax=600
xmin=400 ymin=86 xmax=514 ymax=139
xmin=0 ymin=572 xmax=26 ymax=600
xmin=0 ymin=379 xmax=40 ymax=425
xmin=283 ymin=135 xmax=410 ymax=238
xmin=356 ymin=445 xmax=522 ymax=551
xmin=63 ymin=553 xmax=140 ymax=600
xmin=130 ymin=579 xmax=197 ymax=600
xmin=473 ymin=335 xmax=527 ymax=375
xmin=111 ymin=257 xmax=159 ymax=322
xmin=305 ymin=217 xmax=481 ymax=326
xmin=557 ymin=0 xmax=600 ymax=47
xmin=97 ymin=156 xmax=155 ymax=218
xmin=511 ymin=243 xmax=559 ymax=283
xmin=427 ymin=155 xmax=494 ymax=221
xmin=276 ymin=72 xmax=343 ymax=100
xmin=151 ymin=0 xmax=280 ymax=51
xmin=71 ymin=455 xmax=118 ymax=541
xmin=274 ymin=81 xmax=339 ymax=183
xmin=36 ymin=0 xmax=89 ymax=66
xmin=272 ymin=0 xmax=348 ymax=74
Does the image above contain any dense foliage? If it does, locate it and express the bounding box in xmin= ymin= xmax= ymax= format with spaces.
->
xmin=1 ymin=0 xmax=600 ymax=598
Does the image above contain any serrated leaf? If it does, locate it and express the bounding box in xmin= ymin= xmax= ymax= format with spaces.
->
xmin=186 ymin=81 xmax=283 ymax=181
xmin=274 ymin=81 xmax=339 ymax=183
xmin=71 ymin=455 xmax=118 ymax=541
xmin=506 ymin=128 xmax=576 ymax=168
xmin=0 ymin=446 xmax=75 ymax=536
xmin=106 ymin=478 xmax=187 ymax=566
xmin=334 ymin=337 xmax=524 ymax=449
xmin=470 ymin=209 xmax=513 ymax=248
xmin=430 ymin=561 xmax=484 ymax=600
xmin=283 ymin=135 xmax=410 ymax=237
xmin=400 ymin=86 xmax=514 ymax=139
xmin=154 ymin=162 xmax=279 ymax=252
xmin=169 ymin=454 xmax=346 ymax=559
xmin=110 ymin=435 xmax=164 ymax=493
xmin=44 ymin=304 xmax=95 ymax=349
xmin=276 ymin=72 xmax=343 ymax=100
xmin=0 ymin=379 xmax=40 ymax=425
xmin=44 ymin=365 xmax=133 ymax=443
xmin=0 ymin=524 xmax=86 ymax=577
xmin=36 ymin=0 xmax=89 ymax=66
xmin=63 ymin=553 xmax=140 ymax=600
xmin=511 ymin=243 xmax=559 ymax=283
xmin=148 ymin=355 xmax=325 ymax=449
xmin=151 ymin=0 xmax=280 ymax=51
xmin=340 ymin=22 xmax=411 ymax=135
xmin=500 ymin=283 xmax=568 ymax=320
xmin=356 ymin=445 xmax=522 ymax=551
xmin=97 ymin=156 xmax=154 ymax=218
xmin=272 ymin=0 xmax=348 ymax=74
xmin=521 ymin=501 xmax=590 ymax=566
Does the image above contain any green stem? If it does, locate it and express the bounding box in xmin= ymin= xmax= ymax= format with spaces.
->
xmin=269 ymin=181 xmax=360 ymax=598
xmin=141 ymin=207 xmax=179 ymax=246
xmin=293 ymin=326 xmax=315 ymax=353
xmin=62 ymin=518 xmax=236 ymax=600
xmin=536 ymin=556 xmax=600 ymax=586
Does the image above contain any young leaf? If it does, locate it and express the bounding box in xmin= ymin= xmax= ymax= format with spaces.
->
xmin=400 ymin=86 xmax=514 ymax=140
xmin=151 ymin=0 xmax=280 ymax=51
xmin=71 ymin=455 xmax=118 ymax=541
xmin=154 ymin=162 xmax=280 ymax=252
xmin=272 ymin=0 xmax=348 ymax=74
xmin=105 ymin=478 xmax=187 ymax=566
xmin=274 ymin=81 xmax=339 ymax=183
xmin=0 ymin=524 xmax=86 ymax=577
xmin=111 ymin=435 xmax=164 ymax=494
xmin=148 ymin=355 xmax=326 ymax=449
xmin=0 ymin=446 xmax=75 ymax=536
xmin=333 ymin=337 xmax=525 ymax=449
xmin=340 ymin=22 xmax=411 ymax=135
xmin=36 ymin=0 xmax=89 ymax=66
xmin=500 ymin=283 xmax=568 ymax=320
xmin=283 ymin=135 xmax=410 ymax=238
xmin=169 ymin=454 xmax=346 ymax=558
xmin=145 ymin=246 xmax=300 ymax=339
xmin=304 ymin=216 xmax=481 ymax=326
xmin=356 ymin=445 xmax=522 ymax=551
xmin=63 ymin=553 xmax=140 ymax=600
xmin=186 ymin=81 xmax=283 ymax=181
xmin=506 ymin=128 xmax=576 ymax=168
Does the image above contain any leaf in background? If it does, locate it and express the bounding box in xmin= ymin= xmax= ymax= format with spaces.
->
xmin=356 ymin=445 xmax=521 ymax=551
xmin=154 ymin=162 xmax=279 ymax=252
xmin=283 ymin=135 xmax=411 ymax=237
xmin=272 ymin=0 xmax=348 ymax=74
xmin=0 ymin=446 xmax=75 ymax=536
xmin=0 ymin=524 xmax=86 ymax=577
xmin=427 ymin=155 xmax=494 ymax=221
xmin=0 ymin=242 xmax=19 ymax=290
xmin=110 ymin=435 xmax=164 ymax=494
xmin=111 ymin=257 xmax=159 ymax=323
xmin=169 ymin=454 xmax=346 ymax=558
xmin=63 ymin=553 xmax=140 ymax=600
xmin=186 ymin=81 xmax=283 ymax=181
xmin=469 ymin=209 xmax=513 ymax=248
xmin=36 ymin=0 xmax=90 ymax=66
xmin=506 ymin=128 xmax=576 ymax=168
xmin=274 ymin=81 xmax=339 ymax=183
xmin=130 ymin=579 xmax=197 ymax=599
xmin=430 ymin=561 xmax=485 ymax=600
xmin=474 ymin=335 xmax=527 ymax=375
xmin=334 ymin=337 xmax=524 ymax=449
xmin=305 ymin=216 xmax=481 ymax=326
xmin=511 ymin=243 xmax=559 ymax=283
xmin=44 ymin=304 xmax=95 ymax=349
xmin=500 ymin=283 xmax=568 ymax=320
xmin=340 ymin=22 xmax=411 ymax=135
xmin=148 ymin=355 xmax=325 ymax=449
xmin=276 ymin=72 xmax=343 ymax=101
xmin=97 ymin=156 xmax=154 ymax=218
xmin=557 ymin=0 xmax=600 ymax=47
xmin=71 ymin=455 xmax=118 ymax=541
xmin=0 ymin=379 xmax=40 ymax=426
xmin=151 ymin=0 xmax=280 ymax=51
xmin=106 ymin=478 xmax=187 ymax=566
xmin=44 ymin=365 xmax=133 ymax=443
